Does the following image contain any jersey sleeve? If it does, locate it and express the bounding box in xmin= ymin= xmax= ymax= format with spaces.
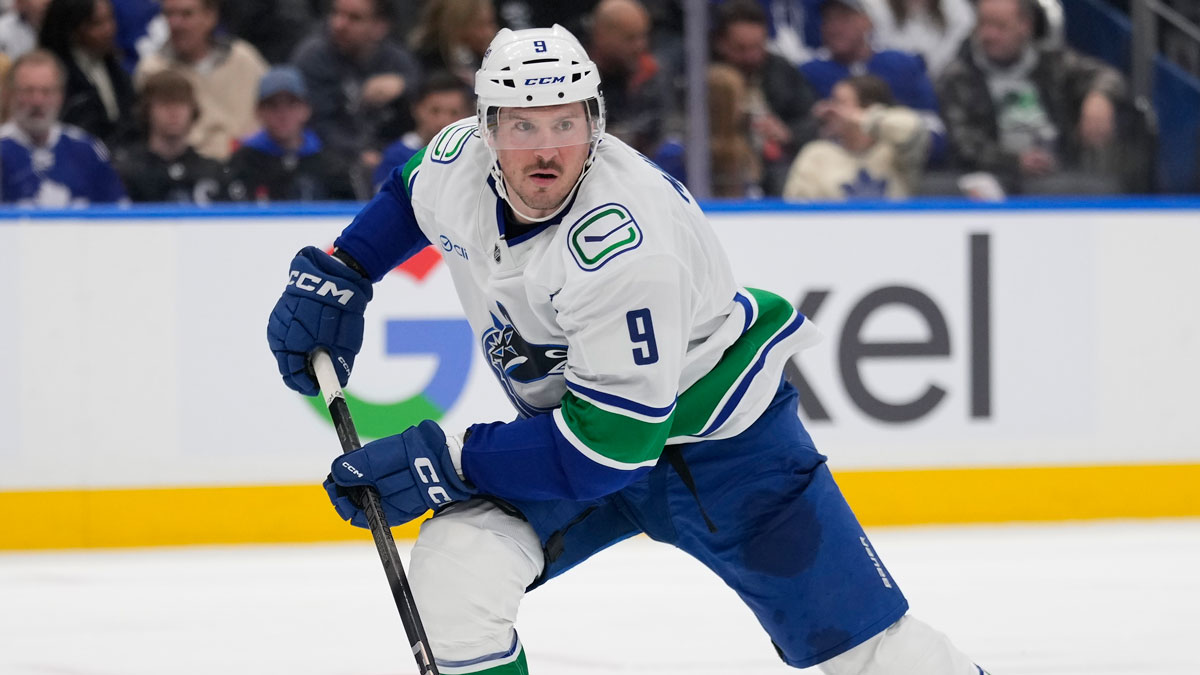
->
xmin=333 ymin=148 xmax=431 ymax=282
xmin=461 ymin=236 xmax=693 ymax=502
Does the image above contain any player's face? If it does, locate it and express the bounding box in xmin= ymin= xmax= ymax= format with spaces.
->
xmin=494 ymin=103 xmax=592 ymax=221
xmin=10 ymin=62 xmax=63 ymax=139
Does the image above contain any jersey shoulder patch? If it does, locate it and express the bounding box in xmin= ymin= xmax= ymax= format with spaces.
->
xmin=567 ymin=202 xmax=643 ymax=272
xmin=428 ymin=120 xmax=476 ymax=164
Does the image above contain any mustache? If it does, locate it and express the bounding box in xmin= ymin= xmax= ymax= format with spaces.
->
xmin=524 ymin=159 xmax=563 ymax=174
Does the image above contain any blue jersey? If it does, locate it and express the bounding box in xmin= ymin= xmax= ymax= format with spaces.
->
xmin=0 ymin=123 xmax=127 ymax=206
xmin=372 ymin=137 xmax=420 ymax=190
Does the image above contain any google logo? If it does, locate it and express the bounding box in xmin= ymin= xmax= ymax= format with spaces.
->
xmin=303 ymin=247 xmax=474 ymax=438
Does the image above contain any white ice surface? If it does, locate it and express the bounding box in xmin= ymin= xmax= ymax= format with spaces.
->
xmin=2 ymin=519 xmax=1198 ymax=674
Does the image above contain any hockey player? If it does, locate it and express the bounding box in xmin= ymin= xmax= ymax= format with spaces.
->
xmin=267 ymin=25 xmax=989 ymax=675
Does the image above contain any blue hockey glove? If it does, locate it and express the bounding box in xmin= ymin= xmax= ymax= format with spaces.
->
xmin=324 ymin=420 xmax=474 ymax=528
xmin=267 ymin=246 xmax=373 ymax=396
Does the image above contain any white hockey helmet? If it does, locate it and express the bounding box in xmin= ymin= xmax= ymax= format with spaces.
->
xmin=475 ymin=25 xmax=606 ymax=222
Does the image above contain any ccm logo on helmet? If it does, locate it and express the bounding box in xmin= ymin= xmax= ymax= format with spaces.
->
xmin=288 ymin=271 xmax=355 ymax=305
xmin=524 ymin=76 xmax=566 ymax=85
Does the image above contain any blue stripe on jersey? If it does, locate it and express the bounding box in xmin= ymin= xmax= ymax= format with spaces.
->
xmin=699 ymin=312 xmax=807 ymax=437
xmin=406 ymin=168 xmax=419 ymax=196
xmin=735 ymin=291 xmax=754 ymax=334
xmin=437 ymin=633 xmax=520 ymax=669
xmin=462 ymin=412 xmax=652 ymax=502
xmin=565 ymin=380 xmax=676 ymax=419
xmin=333 ymin=167 xmax=431 ymax=282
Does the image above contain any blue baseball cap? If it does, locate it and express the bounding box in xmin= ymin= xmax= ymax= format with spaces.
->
xmin=258 ymin=66 xmax=308 ymax=103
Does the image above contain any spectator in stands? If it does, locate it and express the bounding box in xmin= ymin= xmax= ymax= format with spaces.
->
xmin=492 ymin=0 xmax=599 ymax=35
xmin=712 ymin=0 xmax=818 ymax=196
xmin=937 ymin=0 xmax=1132 ymax=194
xmin=0 ymin=49 xmax=125 ymax=205
xmin=135 ymin=0 xmax=269 ymax=161
xmin=0 ymin=0 xmax=48 ymax=60
xmin=222 ymin=1 xmax=317 ymax=65
xmin=861 ymin=0 xmax=975 ymax=78
xmin=755 ymin=0 xmax=823 ymax=66
xmin=650 ymin=62 xmax=764 ymax=198
xmin=800 ymin=0 xmax=945 ymax=160
xmin=113 ymin=69 xmax=229 ymax=204
xmin=409 ymin=0 xmax=497 ymax=87
xmin=227 ymin=65 xmax=357 ymax=202
xmin=1161 ymin=0 xmax=1200 ymax=77
xmin=372 ymin=70 xmax=472 ymax=188
xmin=38 ymin=0 xmax=135 ymax=147
xmin=585 ymin=0 xmax=671 ymax=154
xmin=707 ymin=62 xmax=762 ymax=198
xmin=292 ymin=0 xmax=422 ymax=176
xmin=111 ymin=0 xmax=162 ymax=72
xmin=784 ymin=74 xmax=930 ymax=200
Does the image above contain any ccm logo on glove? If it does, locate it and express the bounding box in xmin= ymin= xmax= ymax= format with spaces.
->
xmin=341 ymin=461 xmax=365 ymax=479
xmin=414 ymin=457 xmax=453 ymax=505
xmin=323 ymin=420 xmax=475 ymax=528
xmin=287 ymin=271 xmax=356 ymax=305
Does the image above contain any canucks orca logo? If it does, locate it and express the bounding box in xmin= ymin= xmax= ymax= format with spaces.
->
xmin=482 ymin=302 xmax=567 ymax=416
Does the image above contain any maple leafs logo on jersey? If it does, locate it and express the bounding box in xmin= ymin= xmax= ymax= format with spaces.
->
xmin=841 ymin=169 xmax=888 ymax=199
xmin=481 ymin=302 xmax=568 ymax=384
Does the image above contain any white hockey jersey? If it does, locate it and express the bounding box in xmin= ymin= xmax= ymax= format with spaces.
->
xmin=339 ymin=119 xmax=820 ymax=496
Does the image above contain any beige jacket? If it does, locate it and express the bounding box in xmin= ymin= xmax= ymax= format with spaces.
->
xmin=135 ymin=37 xmax=268 ymax=161
xmin=783 ymin=105 xmax=930 ymax=201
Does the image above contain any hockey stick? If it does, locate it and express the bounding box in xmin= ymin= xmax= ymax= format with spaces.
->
xmin=310 ymin=349 xmax=440 ymax=675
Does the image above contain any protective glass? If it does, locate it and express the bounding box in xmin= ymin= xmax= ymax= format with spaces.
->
xmin=483 ymin=101 xmax=602 ymax=151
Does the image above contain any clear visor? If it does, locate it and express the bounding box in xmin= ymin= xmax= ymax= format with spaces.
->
xmin=484 ymin=102 xmax=602 ymax=151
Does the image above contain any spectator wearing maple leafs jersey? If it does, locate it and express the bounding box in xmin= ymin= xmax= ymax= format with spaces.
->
xmin=0 ymin=49 xmax=126 ymax=206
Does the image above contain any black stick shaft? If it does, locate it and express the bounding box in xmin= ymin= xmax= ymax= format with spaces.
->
xmin=312 ymin=350 xmax=440 ymax=675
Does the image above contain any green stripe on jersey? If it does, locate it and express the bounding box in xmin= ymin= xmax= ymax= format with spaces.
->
xmin=559 ymin=288 xmax=796 ymax=467
xmin=401 ymin=146 xmax=426 ymax=197
xmin=559 ymin=392 xmax=673 ymax=466
xmin=669 ymin=288 xmax=796 ymax=438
